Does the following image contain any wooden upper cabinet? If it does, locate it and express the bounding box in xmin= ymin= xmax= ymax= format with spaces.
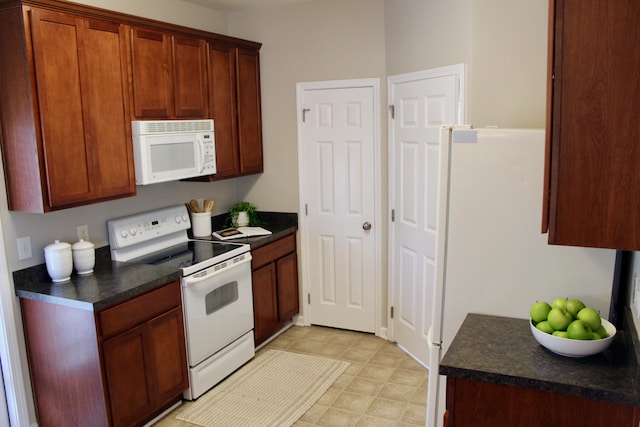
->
xmin=173 ymin=35 xmax=209 ymax=118
xmin=130 ymin=28 xmax=174 ymax=118
xmin=0 ymin=0 xmax=262 ymax=212
xmin=200 ymin=44 xmax=263 ymax=180
xmin=543 ymin=0 xmax=640 ymax=250
xmin=237 ymin=47 xmax=263 ymax=175
xmin=208 ymin=42 xmax=240 ymax=178
xmin=130 ymin=28 xmax=208 ymax=119
xmin=0 ymin=6 xmax=135 ymax=212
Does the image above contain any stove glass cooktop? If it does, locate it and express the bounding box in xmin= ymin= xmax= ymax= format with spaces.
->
xmin=132 ymin=240 xmax=247 ymax=271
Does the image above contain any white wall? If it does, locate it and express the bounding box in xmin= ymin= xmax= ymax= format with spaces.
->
xmin=225 ymin=0 xmax=387 ymax=211
xmin=69 ymin=0 xmax=227 ymax=32
xmin=471 ymin=0 xmax=548 ymax=127
xmin=385 ymin=0 xmax=548 ymax=128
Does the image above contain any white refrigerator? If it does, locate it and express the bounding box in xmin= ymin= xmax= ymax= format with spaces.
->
xmin=424 ymin=127 xmax=617 ymax=426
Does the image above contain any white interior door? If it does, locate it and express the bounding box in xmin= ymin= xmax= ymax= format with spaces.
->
xmin=297 ymin=80 xmax=380 ymax=333
xmin=388 ymin=65 xmax=464 ymax=364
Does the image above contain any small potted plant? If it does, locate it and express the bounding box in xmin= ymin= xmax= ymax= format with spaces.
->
xmin=227 ymin=201 xmax=261 ymax=227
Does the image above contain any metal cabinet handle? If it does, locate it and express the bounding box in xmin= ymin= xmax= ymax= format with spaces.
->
xmin=362 ymin=222 xmax=372 ymax=231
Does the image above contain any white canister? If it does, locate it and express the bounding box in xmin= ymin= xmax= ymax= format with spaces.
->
xmin=191 ymin=212 xmax=212 ymax=237
xmin=44 ymin=240 xmax=73 ymax=282
xmin=71 ymin=238 xmax=95 ymax=275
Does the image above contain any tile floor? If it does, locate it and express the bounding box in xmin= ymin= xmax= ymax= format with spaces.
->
xmin=155 ymin=325 xmax=428 ymax=427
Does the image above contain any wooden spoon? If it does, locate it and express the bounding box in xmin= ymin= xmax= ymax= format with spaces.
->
xmin=203 ymin=199 xmax=214 ymax=213
xmin=189 ymin=199 xmax=200 ymax=213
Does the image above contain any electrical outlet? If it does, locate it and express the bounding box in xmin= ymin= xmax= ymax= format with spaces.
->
xmin=17 ymin=236 xmax=32 ymax=260
xmin=77 ymin=225 xmax=89 ymax=241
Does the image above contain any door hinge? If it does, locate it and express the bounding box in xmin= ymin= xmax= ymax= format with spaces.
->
xmin=391 ymin=209 xmax=395 ymax=222
xmin=302 ymin=108 xmax=310 ymax=122
xmin=305 ymin=204 xmax=308 ymax=216
xmin=307 ymin=293 xmax=311 ymax=304
xmin=390 ymin=306 xmax=394 ymax=319
xmin=388 ymin=105 xmax=395 ymax=119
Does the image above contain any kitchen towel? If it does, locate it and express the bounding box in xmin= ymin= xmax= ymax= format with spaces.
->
xmin=176 ymin=349 xmax=350 ymax=426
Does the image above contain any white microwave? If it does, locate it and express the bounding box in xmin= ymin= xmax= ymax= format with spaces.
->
xmin=132 ymin=119 xmax=217 ymax=185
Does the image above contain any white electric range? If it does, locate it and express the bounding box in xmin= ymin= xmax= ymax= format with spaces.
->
xmin=108 ymin=205 xmax=255 ymax=400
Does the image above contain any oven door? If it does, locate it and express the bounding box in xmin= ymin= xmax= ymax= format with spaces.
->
xmin=182 ymin=253 xmax=254 ymax=367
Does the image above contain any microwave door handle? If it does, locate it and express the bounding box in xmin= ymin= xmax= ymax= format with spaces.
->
xmin=196 ymin=136 xmax=205 ymax=173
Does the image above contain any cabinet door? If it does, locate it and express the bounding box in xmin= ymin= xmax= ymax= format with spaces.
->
xmin=237 ymin=47 xmax=263 ymax=175
xmin=30 ymin=10 xmax=92 ymax=207
xmin=208 ymin=43 xmax=240 ymax=178
xmin=276 ymin=252 xmax=299 ymax=321
xmin=81 ymin=18 xmax=136 ymax=201
xmin=30 ymin=9 xmax=134 ymax=208
xmin=447 ymin=377 xmax=640 ymax=427
xmin=147 ymin=307 xmax=189 ymax=406
xmin=545 ymin=0 xmax=640 ymax=249
xmin=173 ymin=35 xmax=208 ymax=118
xmin=130 ymin=28 xmax=174 ymax=118
xmin=103 ymin=325 xmax=153 ymax=427
xmin=252 ymin=263 xmax=278 ymax=345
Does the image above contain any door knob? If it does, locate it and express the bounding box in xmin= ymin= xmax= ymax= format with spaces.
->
xmin=362 ymin=222 xmax=372 ymax=231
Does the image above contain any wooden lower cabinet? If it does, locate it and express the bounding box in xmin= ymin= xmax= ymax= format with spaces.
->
xmin=251 ymin=234 xmax=299 ymax=346
xmin=445 ymin=377 xmax=640 ymax=427
xmin=20 ymin=280 xmax=188 ymax=427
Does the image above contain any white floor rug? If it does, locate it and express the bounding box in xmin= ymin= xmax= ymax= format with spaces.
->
xmin=177 ymin=349 xmax=350 ymax=427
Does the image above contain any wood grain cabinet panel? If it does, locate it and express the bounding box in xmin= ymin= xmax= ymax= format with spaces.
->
xmin=20 ymin=280 xmax=188 ymax=427
xmin=0 ymin=6 xmax=135 ymax=212
xmin=252 ymin=262 xmax=279 ymax=344
xmin=446 ymin=377 xmax=640 ymax=427
xmin=129 ymin=28 xmax=208 ymax=119
xmin=236 ymin=47 xmax=263 ymax=175
xmin=208 ymin=42 xmax=240 ymax=178
xmin=173 ymin=35 xmax=209 ymax=118
xmin=130 ymin=28 xmax=174 ymax=118
xmin=251 ymin=234 xmax=299 ymax=346
xmin=191 ymin=43 xmax=263 ymax=181
xmin=543 ymin=0 xmax=640 ymax=249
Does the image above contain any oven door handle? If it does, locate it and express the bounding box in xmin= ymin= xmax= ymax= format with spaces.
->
xmin=182 ymin=254 xmax=252 ymax=287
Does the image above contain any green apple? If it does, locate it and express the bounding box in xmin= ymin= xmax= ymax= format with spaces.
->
xmin=530 ymin=301 xmax=552 ymax=323
xmin=591 ymin=332 xmax=602 ymax=340
xmin=535 ymin=320 xmax=554 ymax=334
xmin=595 ymin=324 xmax=609 ymax=339
xmin=577 ymin=307 xmax=601 ymax=331
xmin=547 ymin=307 xmax=572 ymax=331
xmin=552 ymin=330 xmax=569 ymax=338
xmin=567 ymin=319 xmax=592 ymax=340
xmin=565 ymin=299 xmax=586 ymax=318
xmin=551 ymin=297 xmax=568 ymax=310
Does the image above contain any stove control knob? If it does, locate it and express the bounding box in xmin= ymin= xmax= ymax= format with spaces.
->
xmin=120 ymin=228 xmax=128 ymax=238
xmin=129 ymin=226 xmax=137 ymax=236
xmin=182 ymin=213 xmax=189 ymax=223
xmin=175 ymin=215 xmax=182 ymax=224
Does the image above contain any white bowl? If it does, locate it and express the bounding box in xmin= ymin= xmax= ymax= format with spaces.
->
xmin=530 ymin=318 xmax=616 ymax=358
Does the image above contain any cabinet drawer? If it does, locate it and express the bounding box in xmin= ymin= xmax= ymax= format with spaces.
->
xmin=99 ymin=280 xmax=181 ymax=339
xmin=251 ymin=234 xmax=295 ymax=270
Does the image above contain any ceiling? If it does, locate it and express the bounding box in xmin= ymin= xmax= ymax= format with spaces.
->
xmin=182 ymin=0 xmax=312 ymax=12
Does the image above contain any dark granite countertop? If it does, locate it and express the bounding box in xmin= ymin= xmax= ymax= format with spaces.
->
xmin=13 ymin=211 xmax=298 ymax=312
xmin=13 ymin=246 xmax=180 ymax=312
xmin=198 ymin=211 xmax=298 ymax=249
xmin=440 ymin=313 xmax=640 ymax=407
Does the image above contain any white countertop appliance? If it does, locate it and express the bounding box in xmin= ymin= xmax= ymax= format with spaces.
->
xmin=108 ymin=205 xmax=254 ymax=400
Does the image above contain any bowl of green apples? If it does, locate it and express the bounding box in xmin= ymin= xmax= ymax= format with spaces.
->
xmin=529 ymin=298 xmax=616 ymax=358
